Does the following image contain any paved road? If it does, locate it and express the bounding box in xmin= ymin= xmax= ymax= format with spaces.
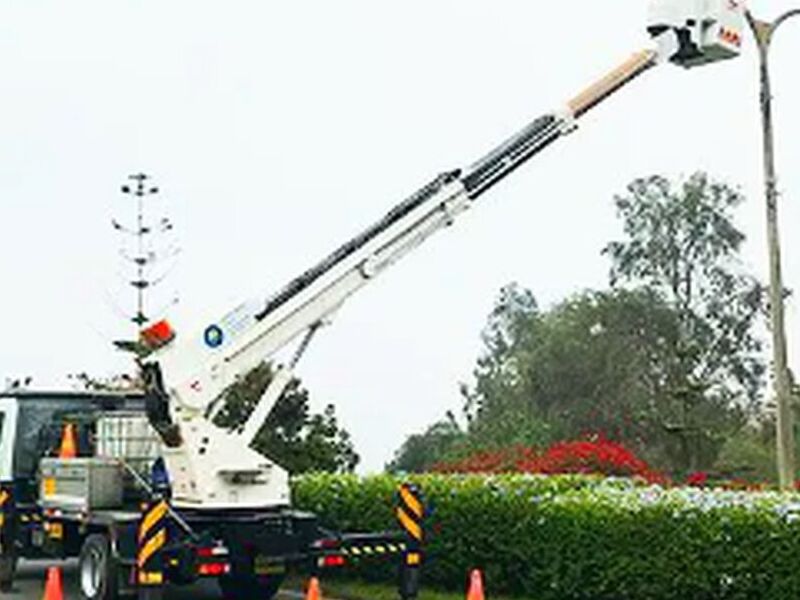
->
xmin=9 ymin=560 xmax=220 ymax=599
xmin=7 ymin=560 xmax=313 ymax=599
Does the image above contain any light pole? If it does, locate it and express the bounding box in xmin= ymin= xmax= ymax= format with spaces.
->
xmin=120 ymin=173 xmax=160 ymax=334
xmin=745 ymin=8 xmax=800 ymax=489
xmin=113 ymin=174 xmax=179 ymax=361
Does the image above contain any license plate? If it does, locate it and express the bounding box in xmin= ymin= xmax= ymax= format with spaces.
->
xmin=48 ymin=522 xmax=63 ymax=540
xmin=254 ymin=556 xmax=285 ymax=576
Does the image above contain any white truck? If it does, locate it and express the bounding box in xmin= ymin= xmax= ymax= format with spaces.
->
xmin=0 ymin=2 xmax=745 ymax=598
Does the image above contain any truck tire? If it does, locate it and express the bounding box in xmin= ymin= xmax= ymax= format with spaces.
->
xmin=79 ymin=534 xmax=121 ymax=600
xmin=218 ymin=573 xmax=284 ymax=599
xmin=0 ymin=553 xmax=17 ymax=592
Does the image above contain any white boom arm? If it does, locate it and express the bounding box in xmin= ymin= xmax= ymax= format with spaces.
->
xmin=141 ymin=1 xmax=744 ymax=509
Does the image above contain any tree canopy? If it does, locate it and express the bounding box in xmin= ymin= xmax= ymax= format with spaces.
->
xmin=386 ymin=411 xmax=465 ymax=473
xmin=604 ymin=173 xmax=766 ymax=411
xmin=214 ymin=363 xmax=359 ymax=474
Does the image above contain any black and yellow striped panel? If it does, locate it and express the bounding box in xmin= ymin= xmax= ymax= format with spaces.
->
xmin=396 ymin=506 xmax=422 ymax=541
xmin=399 ymin=485 xmax=423 ymax=519
xmin=19 ymin=512 xmax=42 ymax=523
xmin=138 ymin=529 xmax=166 ymax=569
xmin=396 ymin=483 xmax=424 ymax=542
xmin=137 ymin=500 xmax=168 ymax=585
xmin=340 ymin=542 xmax=406 ymax=557
xmin=138 ymin=570 xmax=164 ymax=585
xmin=138 ymin=500 xmax=168 ymax=542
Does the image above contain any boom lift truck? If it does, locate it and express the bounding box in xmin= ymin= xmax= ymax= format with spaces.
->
xmin=0 ymin=2 xmax=745 ymax=598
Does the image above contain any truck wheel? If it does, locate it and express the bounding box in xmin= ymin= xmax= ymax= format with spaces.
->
xmin=218 ymin=573 xmax=284 ymax=599
xmin=0 ymin=553 xmax=17 ymax=592
xmin=79 ymin=534 xmax=121 ymax=600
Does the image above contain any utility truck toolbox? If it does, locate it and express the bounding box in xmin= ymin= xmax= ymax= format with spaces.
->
xmin=39 ymin=457 xmax=124 ymax=510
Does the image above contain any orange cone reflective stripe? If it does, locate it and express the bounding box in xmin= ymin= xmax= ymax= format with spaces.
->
xmin=466 ymin=569 xmax=485 ymax=600
xmin=42 ymin=566 xmax=64 ymax=600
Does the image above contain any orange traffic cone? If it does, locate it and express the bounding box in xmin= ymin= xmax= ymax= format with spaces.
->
xmin=42 ymin=566 xmax=64 ymax=600
xmin=305 ymin=576 xmax=322 ymax=600
xmin=466 ymin=569 xmax=485 ymax=600
xmin=58 ymin=424 xmax=77 ymax=459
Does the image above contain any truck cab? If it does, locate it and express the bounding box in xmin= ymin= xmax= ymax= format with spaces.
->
xmin=0 ymin=390 xmax=145 ymax=501
xmin=0 ymin=389 xmax=148 ymax=593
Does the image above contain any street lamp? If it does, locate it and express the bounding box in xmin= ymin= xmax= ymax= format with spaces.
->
xmin=745 ymin=8 xmax=800 ymax=489
xmin=120 ymin=173 xmax=160 ymax=333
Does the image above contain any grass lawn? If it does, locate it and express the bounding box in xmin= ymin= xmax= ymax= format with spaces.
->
xmin=283 ymin=576 xmax=520 ymax=600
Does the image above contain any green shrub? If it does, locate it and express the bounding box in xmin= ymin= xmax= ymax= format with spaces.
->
xmin=292 ymin=473 xmax=800 ymax=599
xmin=713 ymin=428 xmax=776 ymax=483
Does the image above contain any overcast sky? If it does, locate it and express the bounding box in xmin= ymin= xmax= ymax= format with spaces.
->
xmin=1 ymin=1 xmax=798 ymax=472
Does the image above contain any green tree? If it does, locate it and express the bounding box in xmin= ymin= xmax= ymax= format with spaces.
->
xmin=462 ymin=285 xmax=730 ymax=469
xmin=214 ymin=363 xmax=359 ymax=474
xmin=604 ymin=172 xmax=766 ymax=470
xmin=713 ymin=425 xmax=776 ymax=482
xmin=386 ymin=411 xmax=465 ymax=473
xmin=460 ymin=284 xmax=554 ymax=450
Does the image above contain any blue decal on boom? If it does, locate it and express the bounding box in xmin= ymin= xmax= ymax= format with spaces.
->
xmin=204 ymin=325 xmax=224 ymax=349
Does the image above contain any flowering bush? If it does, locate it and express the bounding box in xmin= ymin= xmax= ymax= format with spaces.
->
xmin=520 ymin=438 xmax=657 ymax=478
xmin=686 ymin=471 xmax=709 ymax=487
xmin=431 ymin=437 xmax=665 ymax=482
xmin=293 ymin=473 xmax=800 ymax=599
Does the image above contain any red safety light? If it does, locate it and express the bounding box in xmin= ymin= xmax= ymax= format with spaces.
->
xmin=197 ymin=545 xmax=229 ymax=558
xmin=141 ymin=319 xmax=176 ymax=350
xmin=196 ymin=545 xmax=230 ymax=576
xmin=321 ymin=554 xmax=346 ymax=568
xmin=197 ymin=562 xmax=229 ymax=576
xmin=313 ymin=538 xmax=340 ymax=549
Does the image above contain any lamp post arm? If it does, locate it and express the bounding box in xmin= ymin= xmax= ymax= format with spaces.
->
xmin=773 ymin=9 xmax=800 ymax=35
xmin=746 ymin=9 xmax=800 ymax=47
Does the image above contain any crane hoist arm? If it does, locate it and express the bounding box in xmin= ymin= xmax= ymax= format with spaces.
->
xmin=139 ymin=0 xmax=745 ymax=509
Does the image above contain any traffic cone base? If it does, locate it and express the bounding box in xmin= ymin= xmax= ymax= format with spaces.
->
xmin=466 ymin=568 xmax=485 ymax=600
xmin=305 ymin=576 xmax=322 ymax=600
xmin=42 ymin=566 xmax=64 ymax=600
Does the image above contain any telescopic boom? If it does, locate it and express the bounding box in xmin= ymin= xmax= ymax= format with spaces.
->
xmin=141 ymin=1 xmax=745 ymax=509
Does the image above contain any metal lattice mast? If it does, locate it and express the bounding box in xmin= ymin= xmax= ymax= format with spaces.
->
xmin=121 ymin=173 xmax=160 ymax=333
xmin=113 ymin=174 xmax=179 ymax=356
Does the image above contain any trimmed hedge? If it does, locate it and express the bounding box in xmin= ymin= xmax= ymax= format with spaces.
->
xmin=292 ymin=473 xmax=800 ymax=599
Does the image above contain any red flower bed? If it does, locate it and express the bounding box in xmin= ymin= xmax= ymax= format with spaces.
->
xmin=685 ymin=471 xmax=709 ymax=487
xmin=431 ymin=436 xmax=664 ymax=482
xmin=520 ymin=439 xmax=655 ymax=478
